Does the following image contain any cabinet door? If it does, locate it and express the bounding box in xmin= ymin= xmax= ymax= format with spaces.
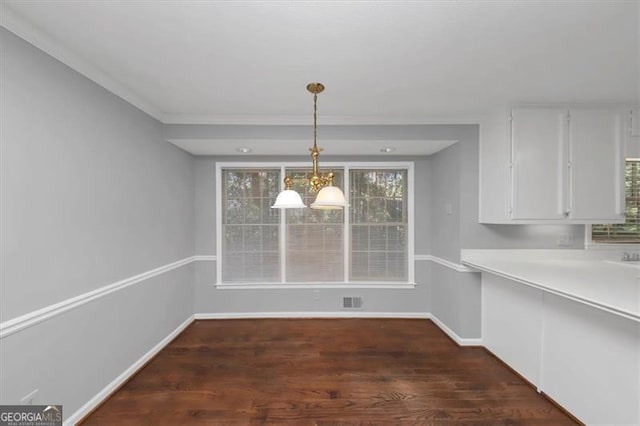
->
xmin=569 ymin=109 xmax=624 ymax=221
xmin=626 ymin=108 xmax=640 ymax=158
xmin=541 ymin=293 xmax=639 ymax=424
xmin=482 ymin=274 xmax=543 ymax=387
xmin=510 ymin=107 xmax=567 ymax=220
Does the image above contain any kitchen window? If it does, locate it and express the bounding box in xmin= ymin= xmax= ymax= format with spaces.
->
xmin=591 ymin=159 xmax=640 ymax=244
xmin=216 ymin=162 xmax=414 ymax=287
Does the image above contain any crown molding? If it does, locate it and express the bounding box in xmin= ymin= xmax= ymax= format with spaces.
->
xmin=0 ymin=3 xmax=483 ymax=127
xmin=0 ymin=3 xmax=164 ymax=122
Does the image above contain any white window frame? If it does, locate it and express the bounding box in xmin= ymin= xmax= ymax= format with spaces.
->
xmin=585 ymin=227 xmax=640 ymax=250
xmin=585 ymin=158 xmax=640 ymax=250
xmin=215 ymin=161 xmax=415 ymax=289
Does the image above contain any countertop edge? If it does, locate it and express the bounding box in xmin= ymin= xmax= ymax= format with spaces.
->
xmin=462 ymin=260 xmax=640 ymax=323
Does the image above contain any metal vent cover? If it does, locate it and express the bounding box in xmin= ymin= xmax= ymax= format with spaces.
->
xmin=343 ymin=297 xmax=363 ymax=309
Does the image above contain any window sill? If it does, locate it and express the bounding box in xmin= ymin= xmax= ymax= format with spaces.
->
xmin=585 ymin=242 xmax=640 ymax=250
xmin=214 ymin=282 xmax=417 ymax=290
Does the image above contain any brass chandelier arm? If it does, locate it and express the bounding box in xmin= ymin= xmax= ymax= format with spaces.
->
xmin=284 ymin=171 xmax=335 ymax=192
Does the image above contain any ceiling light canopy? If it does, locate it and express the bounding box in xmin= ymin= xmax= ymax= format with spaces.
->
xmin=272 ymin=83 xmax=347 ymax=210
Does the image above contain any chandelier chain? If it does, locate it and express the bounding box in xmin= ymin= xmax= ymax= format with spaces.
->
xmin=313 ymin=93 xmax=318 ymax=149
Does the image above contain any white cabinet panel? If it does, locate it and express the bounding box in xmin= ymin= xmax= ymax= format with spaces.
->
xmin=569 ymin=109 xmax=624 ymax=220
xmin=482 ymin=274 xmax=543 ymax=386
xmin=479 ymin=106 xmax=628 ymax=224
xmin=627 ymin=108 xmax=640 ymax=158
xmin=481 ymin=272 xmax=640 ymax=425
xmin=541 ymin=293 xmax=639 ymax=425
xmin=510 ymin=108 xmax=566 ymax=220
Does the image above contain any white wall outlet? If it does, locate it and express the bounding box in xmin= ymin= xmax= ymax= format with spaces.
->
xmin=20 ymin=389 xmax=38 ymax=405
xmin=445 ymin=202 xmax=453 ymax=215
xmin=556 ymin=232 xmax=573 ymax=247
xmin=313 ymin=289 xmax=320 ymax=301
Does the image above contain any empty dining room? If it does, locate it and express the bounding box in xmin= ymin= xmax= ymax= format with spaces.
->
xmin=1 ymin=1 xmax=639 ymax=425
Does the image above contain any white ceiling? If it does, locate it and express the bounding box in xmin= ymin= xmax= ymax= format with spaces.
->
xmin=2 ymin=1 xmax=638 ymax=127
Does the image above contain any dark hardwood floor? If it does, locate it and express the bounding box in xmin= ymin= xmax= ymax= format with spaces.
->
xmin=81 ymin=319 xmax=578 ymax=425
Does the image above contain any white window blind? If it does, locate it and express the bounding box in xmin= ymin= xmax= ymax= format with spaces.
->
xmin=218 ymin=163 xmax=412 ymax=285
xmin=350 ymin=169 xmax=408 ymax=281
xmin=285 ymin=169 xmax=344 ymax=282
xmin=221 ymin=169 xmax=281 ymax=282
xmin=592 ymin=160 xmax=640 ymax=243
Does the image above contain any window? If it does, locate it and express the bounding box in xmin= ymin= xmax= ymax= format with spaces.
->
xmin=220 ymin=169 xmax=281 ymax=282
xmin=350 ymin=169 xmax=408 ymax=281
xmin=216 ymin=162 xmax=414 ymax=285
xmin=591 ymin=160 xmax=640 ymax=244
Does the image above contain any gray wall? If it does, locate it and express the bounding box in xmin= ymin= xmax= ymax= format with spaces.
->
xmin=428 ymin=124 xmax=584 ymax=338
xmin=0 ymin=28 xmax=195 ymax=417
xmin=193 ymin=155 xmax=432 ymax=314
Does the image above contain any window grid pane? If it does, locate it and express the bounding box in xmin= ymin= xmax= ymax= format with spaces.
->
xmin=220 ymin=165 xmax=410 ymax=284
xmin=221 ymin=169 xmax=281 ymax=282
xmin=349 ymin=169 xmax=408 ymax=281
xmin=285 ymin=168 xmax=344 ymax=282
xmin=592 ymin=160 xmax=640 ymax=243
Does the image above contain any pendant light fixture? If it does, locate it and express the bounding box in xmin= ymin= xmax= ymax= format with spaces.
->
xmin=272 ymin=83 xmax=347 ymax=210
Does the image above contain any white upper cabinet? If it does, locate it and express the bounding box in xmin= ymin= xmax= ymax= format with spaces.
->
xmin=480 ymin=106 xmax=627 ymax=224
xmin=510 ymin=108 xmax=567 ymax=220
xmin=568 ymin=109 xmax=624 ymax=221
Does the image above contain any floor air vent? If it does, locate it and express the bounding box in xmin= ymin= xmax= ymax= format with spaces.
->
xmin=343 ymin=297 xmax=363 ymax=309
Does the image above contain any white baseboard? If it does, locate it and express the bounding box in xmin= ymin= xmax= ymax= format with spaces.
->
xmin=195 ymin=312 xmax=431 ymax=320
xmin=65 ymin=315 xmax=195 ymax=426
xmin=194 ymin=312 xmax=482 ymax=346
xmin=429 ymin=314 xmax=483 ymax=346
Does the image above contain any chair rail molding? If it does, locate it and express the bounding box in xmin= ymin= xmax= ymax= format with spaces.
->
xmin=1 ymin=253 xmax=476 ymax=340
xmin=414 ymin=254 xmax=477 ymax=273
xmin=0 ymin=256 xmax=198 ymax=339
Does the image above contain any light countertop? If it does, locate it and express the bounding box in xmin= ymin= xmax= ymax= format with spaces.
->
xmin=461 ymin=249 xmax=640 ymax=322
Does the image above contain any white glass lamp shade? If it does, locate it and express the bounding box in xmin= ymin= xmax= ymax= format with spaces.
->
xmin=272 ymin=189 xmax=306 ymax=209
xmin=310 ymin=185 xmax=347 ymax=209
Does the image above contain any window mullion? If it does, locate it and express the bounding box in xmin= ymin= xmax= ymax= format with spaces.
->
xmin=280 ymin=166 xmax=287 ymax=283
xmin=344 ymin=165 xmax=351 ymax=283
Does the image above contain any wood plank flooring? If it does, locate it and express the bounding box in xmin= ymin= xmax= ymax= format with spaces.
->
xmin=81 ymin=319 xmax=578 ymax=425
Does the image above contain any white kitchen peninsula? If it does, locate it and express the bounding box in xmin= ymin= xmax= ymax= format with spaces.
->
xmin=461 ymin=249 xmax=640 ymax=425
